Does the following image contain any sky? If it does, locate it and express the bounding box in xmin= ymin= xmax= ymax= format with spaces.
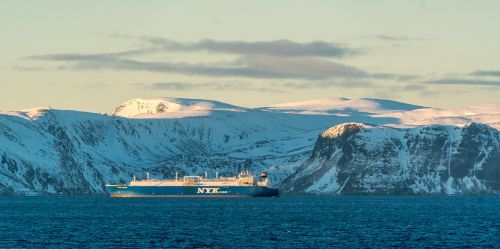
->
xmin=1 ymin=0 xmax=499 ymax=113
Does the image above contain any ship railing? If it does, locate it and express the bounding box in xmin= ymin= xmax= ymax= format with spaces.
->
xmin=134 ymin=178 xmax=242 ymax=183
xmin=132 ymin=175 xmax=262 ymax=184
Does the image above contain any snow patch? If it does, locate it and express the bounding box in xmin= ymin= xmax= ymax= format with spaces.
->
xmin=305 ymin=166 xmax=340 ymax=193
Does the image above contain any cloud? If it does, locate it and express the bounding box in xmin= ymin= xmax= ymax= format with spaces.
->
xmin=12 ymin=65 xmax=48 ymax=71
xmin=148 ymin=82 xmax=283 ymax=92
xmin=470 ymin=70 xmax=500 ymax=78
xmin=149 ymin=82 xmax=196 ymax=90
xmin=395 ymin=74 xmax=422 ymax=81
xmin=426 ymin=78 xmax=500 ymax=86
xmin=401 ymin=84 xmax=438 ymax=97
xmin=361 ymin=34 xmax=424 ymax=42
xmin=148 ymin=78 xmax=383 ymax=93
xmin=21 ymin=37 xmax=403 ymax=82
xmin=281 ymin=80 xmax=374 ymax=89
xmin=375 ymin=35 xmax=414 ymax=41
xmin=144 ymin=38 xmax=357 ymax=58
xmin=27 ymin=53 xmax=114 ymax=61
xmin=25 ymin=51 xmax=385 ymax=80
xmin=25 ymin=48 xmax=154 ymax=61
xmin=241 ymin=55 xmax=383 ymax=79
xmin=27 ymin=54 xmax=293 ymax=78
xmin=424 ymin=70 xmax=500 ymax=87
xmin=402 ymin=84 xmax=426 ymax=91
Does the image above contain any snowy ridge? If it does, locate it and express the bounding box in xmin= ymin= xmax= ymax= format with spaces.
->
xmin=112 ymin=97 xmax=245 ymax=118
xmin=263 ymin=98 xmax=423 ymax=116
xmin=1 ymin=107 xmax=52 ymax=121
xmin=377 ymin=103 xmax=500 ymax=129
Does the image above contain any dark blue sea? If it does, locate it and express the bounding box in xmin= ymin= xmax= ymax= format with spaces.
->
xmin=0 ymin=196 xmax=499 ymax=248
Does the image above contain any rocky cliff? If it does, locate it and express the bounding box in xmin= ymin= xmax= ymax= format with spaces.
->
xmin=282 ymin=123 xmax=500 ymax=194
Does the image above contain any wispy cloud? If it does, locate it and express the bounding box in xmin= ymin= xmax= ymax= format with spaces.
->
xmin=24 ymin=52 xmax=385 ymax=80
xmin=139 ymin=76 xmax=384 ymax=93
xmin=402 ymin=84 xmax=427 ymax=91
xmin=281 ymin=80 xmax=374 ymax=89
xmin=27 ymin=54 xmax=295 ymax=78
xmin=149 ymin=82 xmax=283 ymax=92
xmin=425 ymin=70 xmax=500 ymax=87
xmin=470 ymin=70 xmax=500 ymax=78
xmin=144 ymin=38 xmax=358 ymax=58
xmin=240 ymin=55 xmax=385 ymax=79
xmin=375 ymin=35 xmax=417 ymax=41
xmin=27 ymin=53 xmax=115 ymax=61
xmin=12 ymin=65 xmax=49 ymax=71
xmin=45 ymin=57 xmax=339 ymax=79
xmin=402 ymin=84 xmax=438 ymax=96
xmin=20 ymin=37 xmax=407 ymax=82
xmin=360 ymin=34 xmax=424 ymax=42
xmin=427 ymin=78 xmax=500 ymax=86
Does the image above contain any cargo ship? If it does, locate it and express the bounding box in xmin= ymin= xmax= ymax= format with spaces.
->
xmin=105 ymin=171 xmax=279 ymax=197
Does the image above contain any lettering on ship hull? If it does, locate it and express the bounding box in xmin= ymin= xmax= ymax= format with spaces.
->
xmin=197 ymin=187 xmax=229 ymax=194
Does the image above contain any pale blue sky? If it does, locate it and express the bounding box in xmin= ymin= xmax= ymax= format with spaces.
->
xmin=1 ymin=0 xmax=499 ymax=112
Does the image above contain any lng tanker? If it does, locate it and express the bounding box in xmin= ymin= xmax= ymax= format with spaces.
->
xmin=105 ymin=171 xmax=279 ymax=197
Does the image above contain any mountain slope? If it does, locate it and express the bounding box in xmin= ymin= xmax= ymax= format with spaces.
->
xmin=282 ymin=122 xmax=500 ymax=194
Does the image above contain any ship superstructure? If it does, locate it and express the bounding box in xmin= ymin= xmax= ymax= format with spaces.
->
xmin=106 ymin=171 xmax=279 ymax=197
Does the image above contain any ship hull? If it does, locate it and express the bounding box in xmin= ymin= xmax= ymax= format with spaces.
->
xmin=106 ymin=185 xmax=279 ymax=198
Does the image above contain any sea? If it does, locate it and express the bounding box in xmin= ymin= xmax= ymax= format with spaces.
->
xmin=0 ymin=195 xmax=498 ymax=248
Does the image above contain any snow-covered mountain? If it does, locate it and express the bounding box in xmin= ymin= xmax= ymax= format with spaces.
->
xmin=376 ymin=103 xmax=500 ymax=130
xmin=112 ymin=97 xmax=245 ymax=118
xmin=261 ymin=97 xmax=423 ymax=116
xmin=282 ymin=122 xmax=500 ymax=194
xmin=0 ymin=97 xmax=498 ymax=195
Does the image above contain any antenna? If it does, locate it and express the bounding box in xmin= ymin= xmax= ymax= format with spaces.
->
xmin=175 ymin=171 xmax=178 ymax=181
xmin=216 ymin=172 xmax=218 ymax=179
xmin=146 ymin=172 xmax=149 ymax=180
xmin=204 ymin=172 xmax=208 ymax=179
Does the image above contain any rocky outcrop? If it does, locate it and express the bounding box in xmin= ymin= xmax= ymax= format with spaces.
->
xmin=282 ymin=123 xmax=500 ymax=194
